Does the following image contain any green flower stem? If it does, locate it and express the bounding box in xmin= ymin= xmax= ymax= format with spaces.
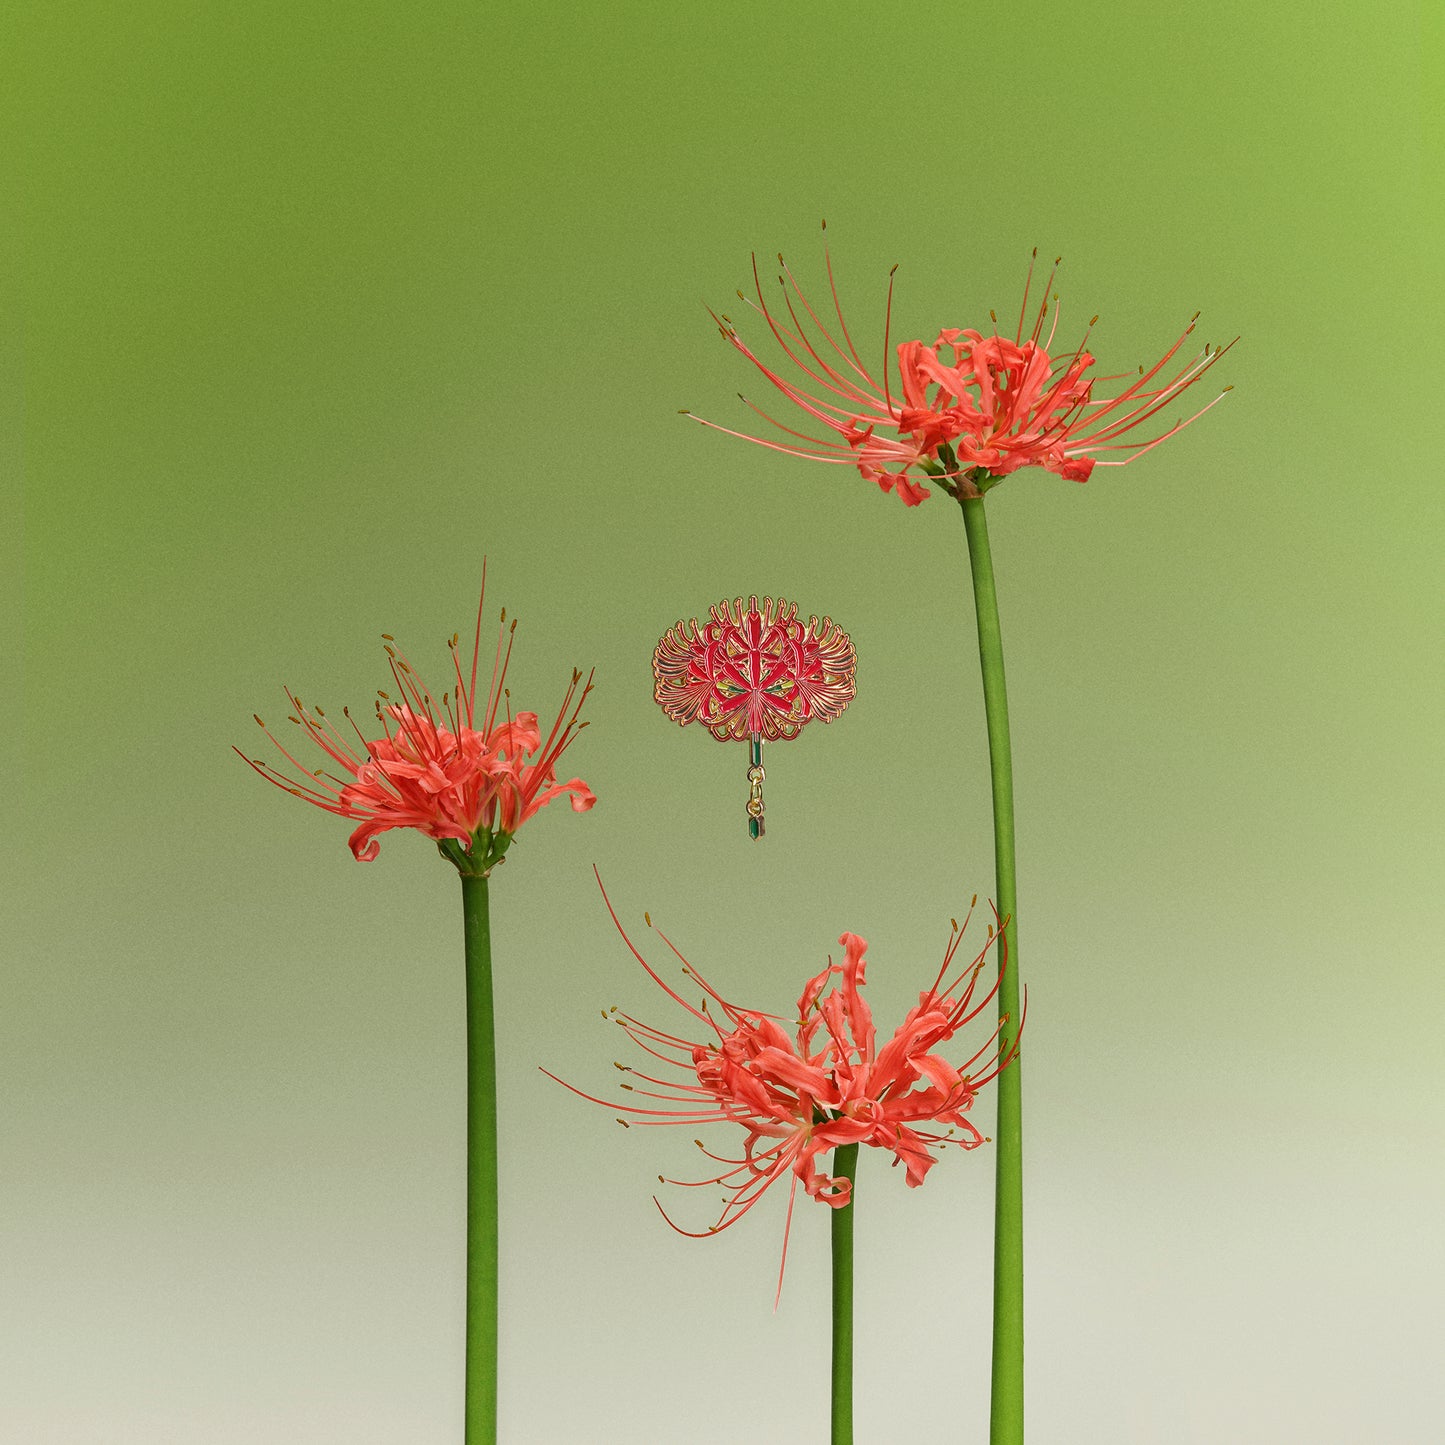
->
xmin=959 ymin=495 xmax=1024 ymax=1445
xmin=459 ymin=871 xmax=499 ymax=1444
xmin=830 ymin=1142 xmax=859 ymax=1445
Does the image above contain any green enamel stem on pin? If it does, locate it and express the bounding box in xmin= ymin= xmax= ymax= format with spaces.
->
xmin=459 ymin=871 xmax=499 ymax=1444
xmin=830 ymin=1142 xmax=859 ymax=1445
xmin=960 ymin=494 xmax=1024 ymax=1445
xmin=748 ymin=734 xmax=763 ymax=840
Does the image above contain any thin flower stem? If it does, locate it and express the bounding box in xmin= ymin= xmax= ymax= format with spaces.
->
xmin=830 ymin=1142 xmax=859 ymax=1445
xmin=460 ymin=872 xmax=499 ymax=1444
xmin=832 ymin=1144 xmax=849 ymax=1445
xmin=959 ymin=495 xmax=1024 ymax=1445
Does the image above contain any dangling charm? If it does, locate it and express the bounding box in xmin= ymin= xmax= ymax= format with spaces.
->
xmin=652 ymin=595 xmax=857 ymax=838
xmin=744 ymin=733 xmax=768 ymax=839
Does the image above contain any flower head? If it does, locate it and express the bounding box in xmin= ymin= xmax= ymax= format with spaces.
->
xmin=240 ymin=567 xmax=594 ymax=872
xmin=686 ymin=236 xmax=1234 ymax=506
xmin=549 ymin=880 xmax=1018 ymax=1299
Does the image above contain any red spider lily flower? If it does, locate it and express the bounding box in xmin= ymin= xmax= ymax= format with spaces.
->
xmin=239 ymin=569 xmax=594 ymax=872
xmin=547 ymin=880 xmax=1020 ymax=1300
xmin=685 ymin=237 xmax=1235 ymax=506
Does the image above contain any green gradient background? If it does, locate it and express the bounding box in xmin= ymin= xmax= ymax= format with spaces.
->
xmin=9 ymin=3 xmax=1441 ymax=1442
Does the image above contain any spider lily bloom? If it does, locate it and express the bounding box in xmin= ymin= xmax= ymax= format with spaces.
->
xmin=548 ymin=885 xmax=1017 ymax=1299
xmin=239 ymin=577 xmax=594 ymax=873
xmin=240 ymin=573 xmax=594 ymax=1445
xmin=685 ymin=241 xmax=1235 ymax=505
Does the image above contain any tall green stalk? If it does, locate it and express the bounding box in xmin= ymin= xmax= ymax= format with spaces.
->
xmin=959 ymin=495 xmax=1023 ymax=1445
xmin=459 ymin=871 xmax=499 ymax=1444
xmin=830 ymin=1142 xmax=860 ymax=1445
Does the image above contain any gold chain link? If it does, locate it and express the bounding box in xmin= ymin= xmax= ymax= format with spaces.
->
xmin=745 ymin=763 xmax=765 ymax=820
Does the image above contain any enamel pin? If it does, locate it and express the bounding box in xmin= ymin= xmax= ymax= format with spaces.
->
xmin=652 ymin=595 xmax=856 ymax=838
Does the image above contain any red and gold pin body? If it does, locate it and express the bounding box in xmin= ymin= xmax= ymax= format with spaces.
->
xmin=653 ymin=595 xmax=856 ymax=837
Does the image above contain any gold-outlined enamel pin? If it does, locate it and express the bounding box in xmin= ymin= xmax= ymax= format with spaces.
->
xmin=652 ymin=595 xmax=856 ymax=838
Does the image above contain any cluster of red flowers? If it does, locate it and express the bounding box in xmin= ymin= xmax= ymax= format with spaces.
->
xmin=687 ymin=243 xmax=1233 ymax=505
xmin=240 ymin=572 xmax=593 ymax=868
xmin=549 ymin=884 xmax=1019 ymax=1297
